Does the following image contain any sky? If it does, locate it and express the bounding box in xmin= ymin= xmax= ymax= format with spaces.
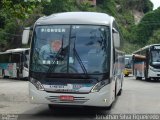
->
xmin=150 ymin=0 xmax=160 ymax=10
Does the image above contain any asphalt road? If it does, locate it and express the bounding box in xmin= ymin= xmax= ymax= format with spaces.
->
xmin=0 ymin=76 xmax=160 ymax=120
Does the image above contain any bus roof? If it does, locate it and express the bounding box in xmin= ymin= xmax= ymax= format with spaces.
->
xmin=133 ymin=44 xmax=160 ymax=54
xmin=36 ymin=12 xmax=114 ymax=25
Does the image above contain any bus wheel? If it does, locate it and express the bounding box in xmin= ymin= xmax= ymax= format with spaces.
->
xmin=99 ymin=104 xmax=112 ymax=110
xmin=17 ymin=70 xmax=20 ymax=80
xmin=125 ymin=74 xmax=129 ymax=77
xmin=145 ymin=78 xmax=150 ymax=81
xmin=136 ymin=77 xmax=142 ymax=80
xmin=90 ymin=105 xmax=112 ymax=111
xmin=115 ymin=83 xmax=117 ymax=99
xmin=106 ymin=104 xmax=112 ymax=110
xmin=117 ymin=81 xmax=122 ymax=96
xmin=48 ymin=104 xmax=54 ymax=110
xmin=117 ymin=88 xmax=122 ymax=96
xmin=2 ymin=70 xmax=6 ymax=79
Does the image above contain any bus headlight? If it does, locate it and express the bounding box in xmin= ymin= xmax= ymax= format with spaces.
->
xmin=30 ymin=78 xmax=44 ymax=91
xmin=91 ymin=80 xmax=109 ymax=92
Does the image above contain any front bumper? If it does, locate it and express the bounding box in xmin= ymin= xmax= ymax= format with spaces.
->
xmin=148 ymin=67 xmax=160 ymax=78
xmin=29 ymin=82 xmax=113 ymax=107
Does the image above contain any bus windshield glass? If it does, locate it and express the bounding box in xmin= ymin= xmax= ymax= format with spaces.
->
xmin=151 ymin=50 xmax=160 ymax=65
xmin=30 ymin=25 xmax=110 ymax=74
xmin=125 ymin=56 xmax=132 ymax=68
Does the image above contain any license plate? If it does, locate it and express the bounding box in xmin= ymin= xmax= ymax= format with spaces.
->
xmin=59 ymin=95 xmax=74 ymax=101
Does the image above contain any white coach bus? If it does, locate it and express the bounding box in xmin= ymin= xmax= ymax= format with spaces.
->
xmin=133 ymin=44 xmax=160 ymax=81
xmin=22 ymin=12 xmax=124 ymax=110
xmin=0 ymin=48 xmax=30 ymax=79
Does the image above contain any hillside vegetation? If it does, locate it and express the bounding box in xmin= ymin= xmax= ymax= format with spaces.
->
xmin=0 ymin=0 xmax=158 ymax=54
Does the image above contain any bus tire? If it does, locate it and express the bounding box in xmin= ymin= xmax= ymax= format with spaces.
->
xmin=125 ymin=74 xmax=129 ymax=77
xmin=117 ymin=88 xmax=122 ymax=96
xmin=115 ymin=82 xmax=117 ymax=99
xmin=146 ymin=78 xmax=151 ymax=81
xmin=106 ymin=104 xmax=112 ymax=110
xmin=102 ymin=104 xmax=112 ymax=110
xmin=145 ymin=77 xmax=149 ymax=81
xmin=17 ymin=70 xmax=20 ymax=80
xmin=48 ymin=104 xmax=54 ymax=110
xmin=136 ymin=77 xmax=142 ymax=80
xmin=144 ymin=70 xmax=148 ymax=81
xmin=117 ymin=81 xmax=123 ymax=96
xmin=94 ymin=104 xmax=112 ymax=111
xmin=2 ymin=70 xmax=6 ymax=79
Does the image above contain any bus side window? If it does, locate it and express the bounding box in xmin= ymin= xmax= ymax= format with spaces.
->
xmin=112 ymin=31 xmax=116 ymax=63
xmin=24 ymin=55 xmax=28 ymax=68
xmin=24 ymin=50 xmax=29 ymax=68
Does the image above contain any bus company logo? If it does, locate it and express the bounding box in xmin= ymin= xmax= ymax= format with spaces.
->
xmin=41 ymin=28 xmax=66 ymax=33
xmin=154 ymin=46 xmax=160 ymax=49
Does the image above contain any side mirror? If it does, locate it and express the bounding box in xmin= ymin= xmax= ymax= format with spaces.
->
xmin=113 ymin=28 xmax=120 ymax=48
xmin=22 ymin=27 xmax=30 ymax=44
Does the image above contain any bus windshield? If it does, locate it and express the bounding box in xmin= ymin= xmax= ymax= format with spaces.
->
xmin=125 ymin=56 xmax=132 ymax=68
xmin=30 ymin=25 xmax=110 ymax=74
xmin=151 ymin=50 xmax=160 ymax=65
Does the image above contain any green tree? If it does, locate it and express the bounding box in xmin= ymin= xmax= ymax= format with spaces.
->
xmin=43 ymin=0 xmax=76 ymax=15
xmin=134 ymin=8 xmax=160 ymax=46
xmin=148 ymin=29 xmax=160 ymax=44
xmin=0 ymin=0 xmax=45 ymax=50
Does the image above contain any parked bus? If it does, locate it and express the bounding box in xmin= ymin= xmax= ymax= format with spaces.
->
xmin=133 ymin=44 xmax=160 ymax=80
xmin=123 ymin=55 xmax=132 ymax=76
xmin=0 ymin=48 xmax=30 ymax=79
xmin=22 ymin=12 xmax=124 ymax=110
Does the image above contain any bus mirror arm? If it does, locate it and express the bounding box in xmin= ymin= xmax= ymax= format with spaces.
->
xmin=23 ymin=26 xmax=33 ymax=30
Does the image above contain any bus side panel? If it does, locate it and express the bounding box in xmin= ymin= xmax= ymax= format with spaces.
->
xmin=113 ymin=51 xmax=124 ymax=96
xmin=22 ymin=67 xmax=29 ymax=78
xmin=0 ymin=63 xmax=17 ymax=78
xmin=12 ymin=63 xmax=17 ymax=78
xmin=117 ymin=54 xmax=124 ymax=94
xmin=0 ymin=63 xmax=8 ymax=76
xmin=133 ymin=61 xmax=145 ymax=78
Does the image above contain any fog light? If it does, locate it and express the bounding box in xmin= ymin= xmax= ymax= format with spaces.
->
xmin=31 ymin=96 xmax=34 ymax=100
xmin=104 ymin=99 xmax=107 ymax=102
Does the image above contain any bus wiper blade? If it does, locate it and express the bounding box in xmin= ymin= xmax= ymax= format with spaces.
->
xmin=73 ymin=48 xmax=88 ymax=75
xmin=71 ymin=34 xmax=88 ymax=76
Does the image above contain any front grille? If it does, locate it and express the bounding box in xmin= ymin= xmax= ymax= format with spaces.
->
xmin=46 ymin=96 xmax=89 ymax=104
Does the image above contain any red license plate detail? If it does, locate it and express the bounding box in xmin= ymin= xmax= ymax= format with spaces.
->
xmin=59 ymin=96 xmax=74 ymax=101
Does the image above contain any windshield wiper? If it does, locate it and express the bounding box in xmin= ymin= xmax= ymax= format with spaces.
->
xmin=73 ymin=48 xmax=88 ymax=74
xmin=73 ymin=35 xmax=88 ymax=75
